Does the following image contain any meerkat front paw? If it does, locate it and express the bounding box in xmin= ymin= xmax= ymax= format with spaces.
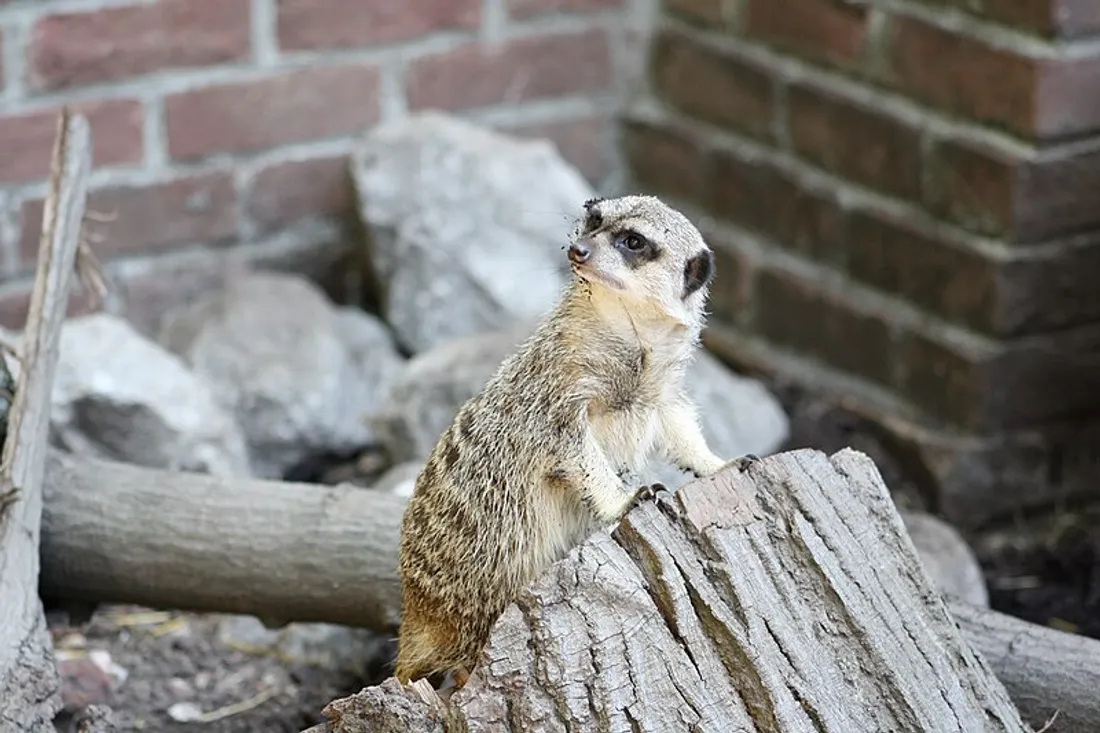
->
xmin=628 ymin=482 xmax=672 ymax=512
xmin=726 ymin=454 xmax=760 ymax=472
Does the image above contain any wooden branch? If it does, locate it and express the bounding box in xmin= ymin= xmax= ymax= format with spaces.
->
xmin=0 ymin=109 xmax=91 ymax=731
xmin=39 ymin=450 xmax=405 ymax=633
xmin=315 ymin=449 xmax=1030 ymax=732
xmin=947 ymin=599 xmax=1100 ymax=733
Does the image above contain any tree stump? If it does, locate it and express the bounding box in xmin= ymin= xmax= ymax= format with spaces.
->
xmin=315 ymin=448 xmax=1031 ymax=732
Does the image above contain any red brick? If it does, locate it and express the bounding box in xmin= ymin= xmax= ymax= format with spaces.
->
xmin=277 ymin=0 xmax=480 ymax=51
xmin=18 ymin=172 xmax=237 ymax=268
xmin=248 ymin=155 xmax=354 ymax=232
xmin=752 ymin=266 xmax=897 ymax=387
xmin=622 ymin=117 xmax=708 ymax=203
xmin=1035 ymin=57 xmax=1100 ymax=140
xmin=509 ymin=0 xmax=623 ymax=19
xmin=847 ymin=210 xmax=996 ymax=332
xmin=925 ymin=135 xmax=1100 ymax=243
xmin=900 ymin=323 xmax=1100 ymax=431
xmin=847 ymin=207 xmax=1100 ymax=337
xmin=663 ymin=0 xmax=727 ymax=28
xmin=0 ymin=278 xmax=98 ymax=331
xmin=742 ymin=0 xmax=869 ymax=71
xmin=908 ymin=0 xmax=1100 ymax=39
xmin=787 ymin=83 xmax=922 ymax=201
xmin=28 ymin=0 xmax=250 ymax=91
xmin=0 ymin=100 xmax=143 ymax=184
xmin=708 ymin=148 xmax=847 ymax=266
xmin=982 ymin=0 xmax=1100 ymax=37
xmin=0 ymin=29 xmax=5 ymax=92
xmin=887 ymin=13 xmax=1100 ymax=140
xmin=650 ymin=29 xmax=776 ymax=141
xmin=704 ymin=230 xmax=754 ymax=327
xmin=507 ymin=115 xmax=613 ymax=184
xmin=165 ymin=64 xmax=381 ymax=161
xmin=406 ymin=30 xmax=612 ymax=111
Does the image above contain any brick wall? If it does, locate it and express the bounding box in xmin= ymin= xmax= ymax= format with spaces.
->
xmin=625 ymin=0 xmax=1100 ymax=527
xmin=0 ymin=0 xmax=653 ymax=330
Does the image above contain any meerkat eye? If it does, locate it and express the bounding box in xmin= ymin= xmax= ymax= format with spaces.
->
xmin=618 ymin=233 xmax=645 ymax=251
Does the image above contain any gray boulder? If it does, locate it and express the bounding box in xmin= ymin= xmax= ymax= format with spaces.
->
xmin=350 ymin=111 xmax=590 ymax=354
xmin=371 ymin=321 xmax=535 ymax=464
xmin=158 ymin=273 xmax=405 ymax=479
xmin=900 ymin=510 xmax=990 ymax=607
xmin=372 ymin=322 xmax=790 ymax=489
xmin=370 ymin=461 xmax=425 ymax=499
xmin=216 ymin=615 xmax=389 ymax=675
xmin=48 ymin=313 xmax=250 ymax=477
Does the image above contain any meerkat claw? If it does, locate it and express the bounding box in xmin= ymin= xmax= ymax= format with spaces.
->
xmin=630 ymin=482 xmax=671 ymax=510
xmin=733 ymin=454 xmax=760 ymax=472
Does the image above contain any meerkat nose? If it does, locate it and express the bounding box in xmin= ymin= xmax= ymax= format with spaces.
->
xmin=568 ymin=241 xmax=592 ymax=264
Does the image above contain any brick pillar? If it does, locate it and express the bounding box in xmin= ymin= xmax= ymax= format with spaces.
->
xmin=624 ymin=0 xmax=1100 ymax=527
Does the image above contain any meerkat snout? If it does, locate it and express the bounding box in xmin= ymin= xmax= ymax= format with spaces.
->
xmin=567 ymin=240 xmax=592 ymax=265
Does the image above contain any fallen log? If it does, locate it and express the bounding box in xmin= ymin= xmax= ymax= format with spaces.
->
xmin=39 ymin=449 xmax=405 ymax=633
xmin=315 ymin=448 xmax=1031 ymax=732
xmin=947 ymin=599 xmax=1100 ymax=733
xmin=0 ymin=110 xmax=91 ymax=732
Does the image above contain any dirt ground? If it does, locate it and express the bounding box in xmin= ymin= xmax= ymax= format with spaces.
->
xmin=46 ymin=377 xmax=1100 ymax=732
xmin=48 ymin=605 xmax=397 ymax=733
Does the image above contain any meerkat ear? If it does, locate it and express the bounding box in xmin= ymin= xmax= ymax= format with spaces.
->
xmin=682 ymin=249 xmax=715 ymax=300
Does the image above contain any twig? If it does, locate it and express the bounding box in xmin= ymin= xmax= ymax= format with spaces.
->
xmin=196 ymin=687 xmax=280 ymax=724
xmin=0 ymin=483 xmax=17 ymax=514
xmin=1036 ymin=710 xmax=1061 ymax=733
xmin=75 ymin=235 xmax=109 ymax=309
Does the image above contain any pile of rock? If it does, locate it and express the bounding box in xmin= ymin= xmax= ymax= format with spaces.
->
xmin=26 ymin=111 xmax=792 ymax=498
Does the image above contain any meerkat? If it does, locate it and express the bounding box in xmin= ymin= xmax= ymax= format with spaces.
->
xmin=394 ymin=194 xmax=756 ymax=689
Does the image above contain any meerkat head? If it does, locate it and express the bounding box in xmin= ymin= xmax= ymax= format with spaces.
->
xmin=567 ymin=195 xmax=716 ymax=325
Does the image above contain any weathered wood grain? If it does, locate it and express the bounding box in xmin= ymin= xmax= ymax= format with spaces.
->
xmin=0 ymin=109 xmax=91 ymax=733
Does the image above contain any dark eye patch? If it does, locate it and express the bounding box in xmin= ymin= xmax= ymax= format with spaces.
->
xmin=613 ymin=229 xmax=660 ymax=268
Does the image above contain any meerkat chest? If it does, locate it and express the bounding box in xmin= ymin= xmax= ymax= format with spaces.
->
xmin=586 ymin=366 xmax=668 ymax=474
xmin=589 ymin=406 xmax=661 ymax=477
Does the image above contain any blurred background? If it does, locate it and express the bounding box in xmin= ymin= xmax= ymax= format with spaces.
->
xmin=1 ymin=0 xmax=1098 ymax=731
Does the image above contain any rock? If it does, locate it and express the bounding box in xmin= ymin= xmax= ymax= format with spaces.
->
xmin=216 ymin=615 xmax=388 ymax=676
xmin=370 ymin=461 xmax=424 ymax=498
xmin=57 ymin=657 xmax=114 ymax=715
xmin=900 ymin=510 xmax=990 ymax=607
xmin=158 ymin=273 xmax=405 ymax=479
xmin=350 ymin=111 xmax=590 ymax=354
xmin=49 ymin=313 xmax=250 ymax=477
xmin=372 ymin=322 xmax=789 ymax=490
xmin=74 ymin=704 xmax=117 ymax=733
xmin=372 ymin=321 xmax=536 ymax=464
